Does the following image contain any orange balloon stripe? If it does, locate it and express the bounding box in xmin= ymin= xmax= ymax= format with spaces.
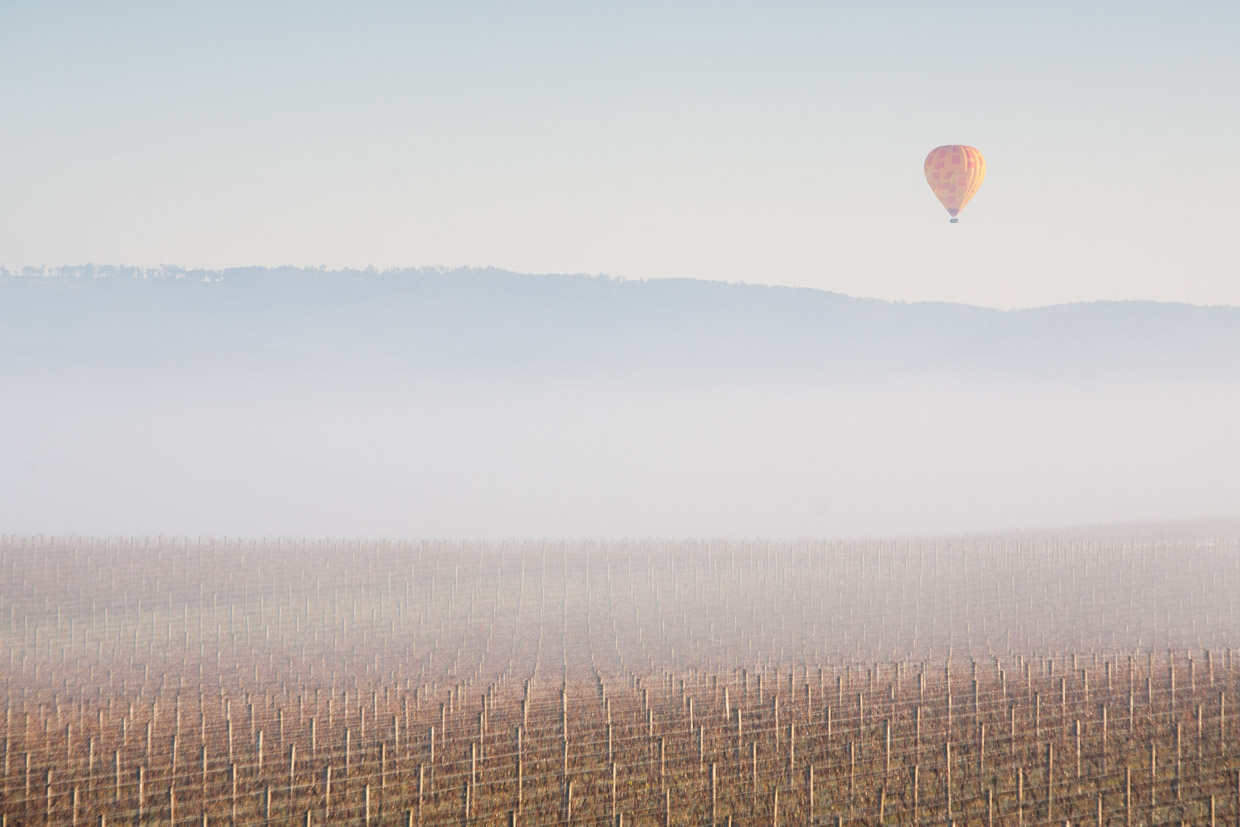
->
xmin=924 ymin=145 xmax=985 ymax=217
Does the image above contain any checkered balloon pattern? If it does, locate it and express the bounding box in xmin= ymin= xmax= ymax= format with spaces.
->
xmin=924 ymin=145 xmax=986 ymax=219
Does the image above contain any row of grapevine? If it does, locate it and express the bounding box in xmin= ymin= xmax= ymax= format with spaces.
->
xmin=2 ymin=533 xmax=1239 ymax=824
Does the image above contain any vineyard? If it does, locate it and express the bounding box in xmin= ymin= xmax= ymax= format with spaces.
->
xmin=3 ymin=533 xmax=1240 ymax=825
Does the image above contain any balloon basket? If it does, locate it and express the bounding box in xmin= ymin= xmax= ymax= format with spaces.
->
xmin=949 ymin=218 xmax=958 ymax=223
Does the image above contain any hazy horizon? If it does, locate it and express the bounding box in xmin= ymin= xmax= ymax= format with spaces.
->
xmin=9 ymin=262 xmax=1240 ymax=314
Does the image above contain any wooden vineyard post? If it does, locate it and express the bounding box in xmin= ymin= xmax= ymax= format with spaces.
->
xmin=1059 ymin=678 xmax=1066 ymax=736
xmin=913 ymin=763 xmax=919 ymax=822
xmin=1175 ymin=721 xmax=1183 ymax=801
xmin=1125 ymin=766 xmax=1131 ymax=827
xmin=516 ymin=727 xmax=524 ymax=814
xmin=417 ymin=765 xmax=425 ymax=826
xmin=1171 ymin=662 xmax=1177 ymax=710
xmin=470 ymin=742 xmax=478 ymax=803
xmin=752 ymin=743 xmax=759 ymax=810
xmin=789 ymin=723 xmax=796 ymax=776
xmin=945 ymin=742 xmax=952 ymax=821
xmin=808 ymin=764 xmax=815 ymax=817
xmin=848 ymin=741 xmax=856 ymax=816
xmin=1047 ymin=743 xmax=1054 ymax=822
xmin=324 ymin=766 xmax=331 ymax=822
xmin=1075 ymin=721 xmax=1082 ymax=782
xmin=380 ymin=743 xmax=387 ymax=798
xmin=611 ymin=763 xmax=619 ymax=822
xmin=1010 ymin=705 xmax=1016 ymax=760
xmin=978 ymin=723 xmax=985 ymax=776
xmin=1198 ymin=703 xmax=1205 ymax=771
xmin=709 ymin=762 xmax=718 ymax=826
xmin=1018 ymin=767 xmax=1024 ymax=827
xmin=944 ymin=685 xmax=952 ymax=737
xmin=1151 ymin=743 xmax=1157 ymax=810
xmin=224 ymin=761 xmax=236 ymax=823
xmin=134 ymin=764 xmax=143 ymax=825
xmin=1222 ymin=692 xmax=1227 ymax=758
xmin=883 ymin=719 xmax=891 ymax=778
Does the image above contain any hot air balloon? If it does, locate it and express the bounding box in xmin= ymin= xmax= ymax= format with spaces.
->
xmin=924 ymin=145 xmax=985 ymax=223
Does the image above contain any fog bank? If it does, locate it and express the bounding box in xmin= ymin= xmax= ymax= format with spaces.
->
xmin=3 ymin=268 xmax=1237 ymax=537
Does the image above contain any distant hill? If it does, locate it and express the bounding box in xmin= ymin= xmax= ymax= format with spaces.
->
xmin=4 ymin=265 xmax=1238 ymax=537
xmin=3 ymin=266 xmax=1238 ymax=387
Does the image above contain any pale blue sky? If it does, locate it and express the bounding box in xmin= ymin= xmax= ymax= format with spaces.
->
xmin=3 ymin=1 xmax=1237 ymax=308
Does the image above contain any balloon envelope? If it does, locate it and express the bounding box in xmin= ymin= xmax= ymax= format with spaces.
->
xmin=924 ymin=145 xmax=985 ymax=220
